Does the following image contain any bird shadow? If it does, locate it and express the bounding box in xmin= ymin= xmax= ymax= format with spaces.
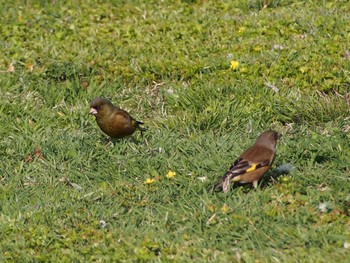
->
xmin=210 ymin=166 xmax=293 ymax=194
xmin=259 ymin=167 xmax=294 ymax=189
xmin=259 ymin=172 xmax=282 ymax=189
xmin=129 ymin=136 xmax=149 ymax=145
xmin=102 ymin=135 xmax=148 ymax=147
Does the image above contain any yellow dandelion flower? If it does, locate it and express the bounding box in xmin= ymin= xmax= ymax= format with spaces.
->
xmin=145 ymin=178 xmax=155 ymax=184
xmin=221 ymin=204 xmax=229 ymax=214
xmin=207 ymin=204 xmax=216 ymax=213
xmin=238 ymin=26 xmax=246 ymax=34
xmin=240 ymin=67 xmax=248 ymax=73
xmin=230 ymin=60 xmax=239 ymax=70
xmin=253 ymin=46 xmax=262 ymax=52
xmin=166 ymin=170 xmax=176 ymax=178
xmin=26 ymin=63 xmax=34 ymax=72
xmin=299 ymin=66 xmax=308 ymax=73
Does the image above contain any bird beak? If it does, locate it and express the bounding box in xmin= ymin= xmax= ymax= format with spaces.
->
xmin=89 ymin=108 xmax=98 ymax=115
xmin=277 ymin=132 xmax=282 ymax=139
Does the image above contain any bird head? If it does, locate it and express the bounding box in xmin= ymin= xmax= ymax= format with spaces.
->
xmin=256 ymin=130 xmax=282 ymax=147
xmin=89 ymin=97 xmax=113 ymax=118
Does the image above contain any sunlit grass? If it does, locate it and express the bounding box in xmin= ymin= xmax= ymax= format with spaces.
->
xmin=0 ymin=0 xmax=350 ymax=261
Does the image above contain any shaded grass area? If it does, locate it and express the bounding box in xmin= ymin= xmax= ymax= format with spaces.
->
xmin=1 ymin=0 xmax=350 ymax=261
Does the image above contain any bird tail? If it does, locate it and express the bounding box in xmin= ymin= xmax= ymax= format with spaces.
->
xmin=134 ymin=120 xmax=147 ymax=134
xmin=212 ymin=177 xmax=225 ymax=192
xmin=212 ymin=172 xmax=242 ymax=192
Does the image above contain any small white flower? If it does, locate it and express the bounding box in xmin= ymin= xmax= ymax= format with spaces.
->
xmin=99 ymin=220 xmax=107 ymax=228
xmin=317 ymin=203 xmax=329 ymax=213
xmin=166 ymin=88 xmax=174 ymax=95
xmin=273 ymin=44 xmax=284 ymax=50
xmin=197 ymin=176 xmax=207 ymax=182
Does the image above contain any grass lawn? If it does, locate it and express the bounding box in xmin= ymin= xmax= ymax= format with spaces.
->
xmin=1 ymin=0 xmax=350 ymax=261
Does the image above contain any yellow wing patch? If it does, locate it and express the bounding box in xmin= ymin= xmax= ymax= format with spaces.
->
xmin=246 ymin=164 xmax=257 ymax=173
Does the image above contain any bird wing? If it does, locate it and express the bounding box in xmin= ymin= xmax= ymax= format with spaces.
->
xmin=224 ymin=157 xmax=270 ymax=187
xmin=116 ymin=109 xmax=145 ymax=129
xmin=225 ymin=156 xmax=269 ymax=179
xmin=226 ymin=144 xmax=272 ymax=178
xmin=214 ymin=145 xmax=274 ymax=192
xmin=221 ymin=157 xmax=270 ymax=192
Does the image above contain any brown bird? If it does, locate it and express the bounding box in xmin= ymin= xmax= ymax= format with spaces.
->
xmin=214 ymin=130 xmax=281 ymax=192
xmin=89 ymin=97 xmax=146 ymax=139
